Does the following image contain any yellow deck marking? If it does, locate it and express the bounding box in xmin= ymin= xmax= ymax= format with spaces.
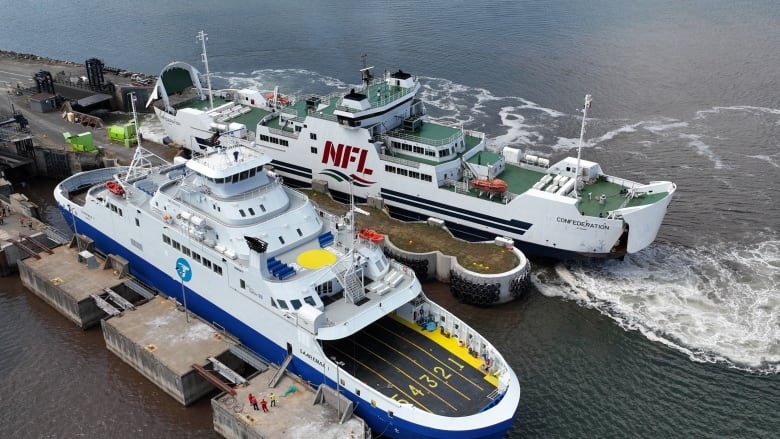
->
xmin=363 ymin=331 xmax=473 ymax=402
xmin=390 ymin=314 xmax=500 ymax=387
xmin=348 ymin=335 xmax=458 ymax=411
xmin=331 ymin=345 xmax=433 ymax=413
xmin=296 ymin=248 xmax=337 ymax=269
xmin=376 ymin=321 xmax=485 ymax=392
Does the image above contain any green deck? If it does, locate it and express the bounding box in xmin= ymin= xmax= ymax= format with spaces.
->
xmin=456 ymin=149 xmax=668 ymax=217
xmin=172 ymin=88 xmax=668 ymax=219
xmin=177 ymin=96 xmax=271 ymax=133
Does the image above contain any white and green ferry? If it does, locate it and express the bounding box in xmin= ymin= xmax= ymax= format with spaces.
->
xmin=148 ymin=47 xmax=675 ymax=260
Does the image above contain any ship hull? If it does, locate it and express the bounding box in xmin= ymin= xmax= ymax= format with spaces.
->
xmin=267 ymin=171 xmax=673 ymax=260
xmin=151 ymin=86 xmax=674 ymax=260
xmin=56 ymin=196 xmax=519 ymax=438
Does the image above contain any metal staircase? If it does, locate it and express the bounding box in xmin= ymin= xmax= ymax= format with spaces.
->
xmin=334 ymin=257 xmax=365 ymax=304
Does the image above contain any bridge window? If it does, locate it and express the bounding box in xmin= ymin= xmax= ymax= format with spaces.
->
xmin=203 ymin=258 xmax=212 ymax=269
xmin=290 ymin=299 xmax=302 ymax=310
xmin=310 ymin=146 xmax=317 ymax=154
xmin=304 ymin=296 xmax=316 ymax=306
xmin=278 ymin=300 xmax=289 ymax=310
xmin=214 ymin=265 xmax=223 ymax=276
xmin=172 ymin=240 xmax=181 ymax=251
xmin=278 ymin=236 xmax=285 ymax=244
xmin=240 ymin=279 xmax=246 ymax=289
xmin=297 ymin=228 xmax=302 ymax=236
xmin=239 ymin=209 xmax=246 ymax=217
xmin=310 ymin=133 xmax=317 ymax=140
xmin=248 ymin=208 xmax=255 ymax=216
xmin=163 ymin=235 xmax=171 ymax=245
xmin=193 ymin=252 xmax=201 ymax=263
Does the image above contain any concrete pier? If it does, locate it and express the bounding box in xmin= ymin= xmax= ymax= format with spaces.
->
xmin=212 ymin=365 xmax=367 ymax=439
xmin=0 ymin=193 xmax=64 ymax=276
xmin=16 ymin=220 xmax=369 ymax=436
xmin=101 ymin=295 xmax=236 ymax=406
xmin=18 ymin=244 xmax=127 ymax=328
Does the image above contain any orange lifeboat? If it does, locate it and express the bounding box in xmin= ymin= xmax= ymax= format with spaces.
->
xmin=265 ymin=92 xmax=290 ymax=105
xmin=105 ymin=180 xmax=125 ymax=196
xmin=469 ymin=178 xmax=507 ymax=194
xmin=357 ymin=228 xmax=384 ymax=243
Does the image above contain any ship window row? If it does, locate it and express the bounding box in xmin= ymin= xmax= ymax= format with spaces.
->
xmin=390 ymin=140 xmax=436 ymax=157
xmin=207 ymin=166 xmax=264 ymax=185
xmin=258 ymin=134 xmax=289 ymax=147
xmin=162 ymin=234 xmax=223 ymax=276
xmin=384 ymin=165 xmax=433 ymax=182
xmin=271 ymin=295 xmax=316 ymax=310
xmin=107 ymin=203 xmax=123 ymax=216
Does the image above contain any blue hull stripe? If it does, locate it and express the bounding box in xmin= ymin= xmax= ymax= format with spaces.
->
xmin=381 ymin=188 xmax=532 ymax=236
xmin=60 ymin=207 xmax=513 ymax=438
xmin=270 ymin=160 xmax=313 ymax=180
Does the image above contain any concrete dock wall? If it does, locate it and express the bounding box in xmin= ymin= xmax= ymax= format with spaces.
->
xmin=212 ymin=396 xmax=266 ymax=439
xmin=18 ymin=259 xmax=105 ymax=328
xmin=102 ymin=319 xmax=214 ymax=406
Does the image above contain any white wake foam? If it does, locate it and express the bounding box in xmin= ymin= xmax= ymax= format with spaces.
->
xmin=533 ymin=239 xmax=780 ymax=374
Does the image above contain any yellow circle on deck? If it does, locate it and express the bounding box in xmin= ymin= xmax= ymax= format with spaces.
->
xmin=297 ymin=249 xmax=338 ymax=269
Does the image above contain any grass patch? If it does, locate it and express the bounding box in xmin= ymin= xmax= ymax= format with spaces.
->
xmin=304 ymin=190 xmax=518 ymax=273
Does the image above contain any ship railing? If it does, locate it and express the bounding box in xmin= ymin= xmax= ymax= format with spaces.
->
xmin=379 ymin=153 xmax=421 ymax=169
xmin=386 ymin=128 xmax=462 ymax=148
xmin=334 ymin=85 xmax=417 ymax=114
xmin=267 ymin=126 xmax=299 ymax=139
xmin=202 ymin=177 xmax=282 ymax=202
xmin=430 ymin=304 xmax=509 ymax=378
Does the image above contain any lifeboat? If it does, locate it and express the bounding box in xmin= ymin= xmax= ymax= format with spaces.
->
xmin=265 ymin=92 xmax=290 ymax=105
xmin=357 ymin=228 xmax=384 ymax=243
xmin=469 ymin=178 xmax=507 ymax=194
xmin=105 ymin=180 xmax=125 ymax=196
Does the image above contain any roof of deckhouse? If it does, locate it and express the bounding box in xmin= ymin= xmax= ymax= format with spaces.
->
xmin=186 ymin=147 xmax=271 ymax=179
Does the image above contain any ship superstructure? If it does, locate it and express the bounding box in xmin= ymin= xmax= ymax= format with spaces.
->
xmin=148 ymin=44 xmax=675 ymax=259
xmin=54 ymin=132 xmax=520 ymax=437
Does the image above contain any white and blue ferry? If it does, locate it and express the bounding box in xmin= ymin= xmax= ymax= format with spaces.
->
xmin=54 ymin=132 xmax=520 ymax=438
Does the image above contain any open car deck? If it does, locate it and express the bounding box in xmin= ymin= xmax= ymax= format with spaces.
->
xmin=322 ymin=315 xmax=497 ymax=416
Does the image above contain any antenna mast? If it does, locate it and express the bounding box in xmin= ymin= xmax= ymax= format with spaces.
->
xmin=197 ymin=30 xmax=214 ymax=110
xmin=124 ymin=92 xmax=168 ymax=182
xmin=360 ymin=54 xmax=374 ymax=91
xmin=573 ymin=94 xmax=592 ymax=197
